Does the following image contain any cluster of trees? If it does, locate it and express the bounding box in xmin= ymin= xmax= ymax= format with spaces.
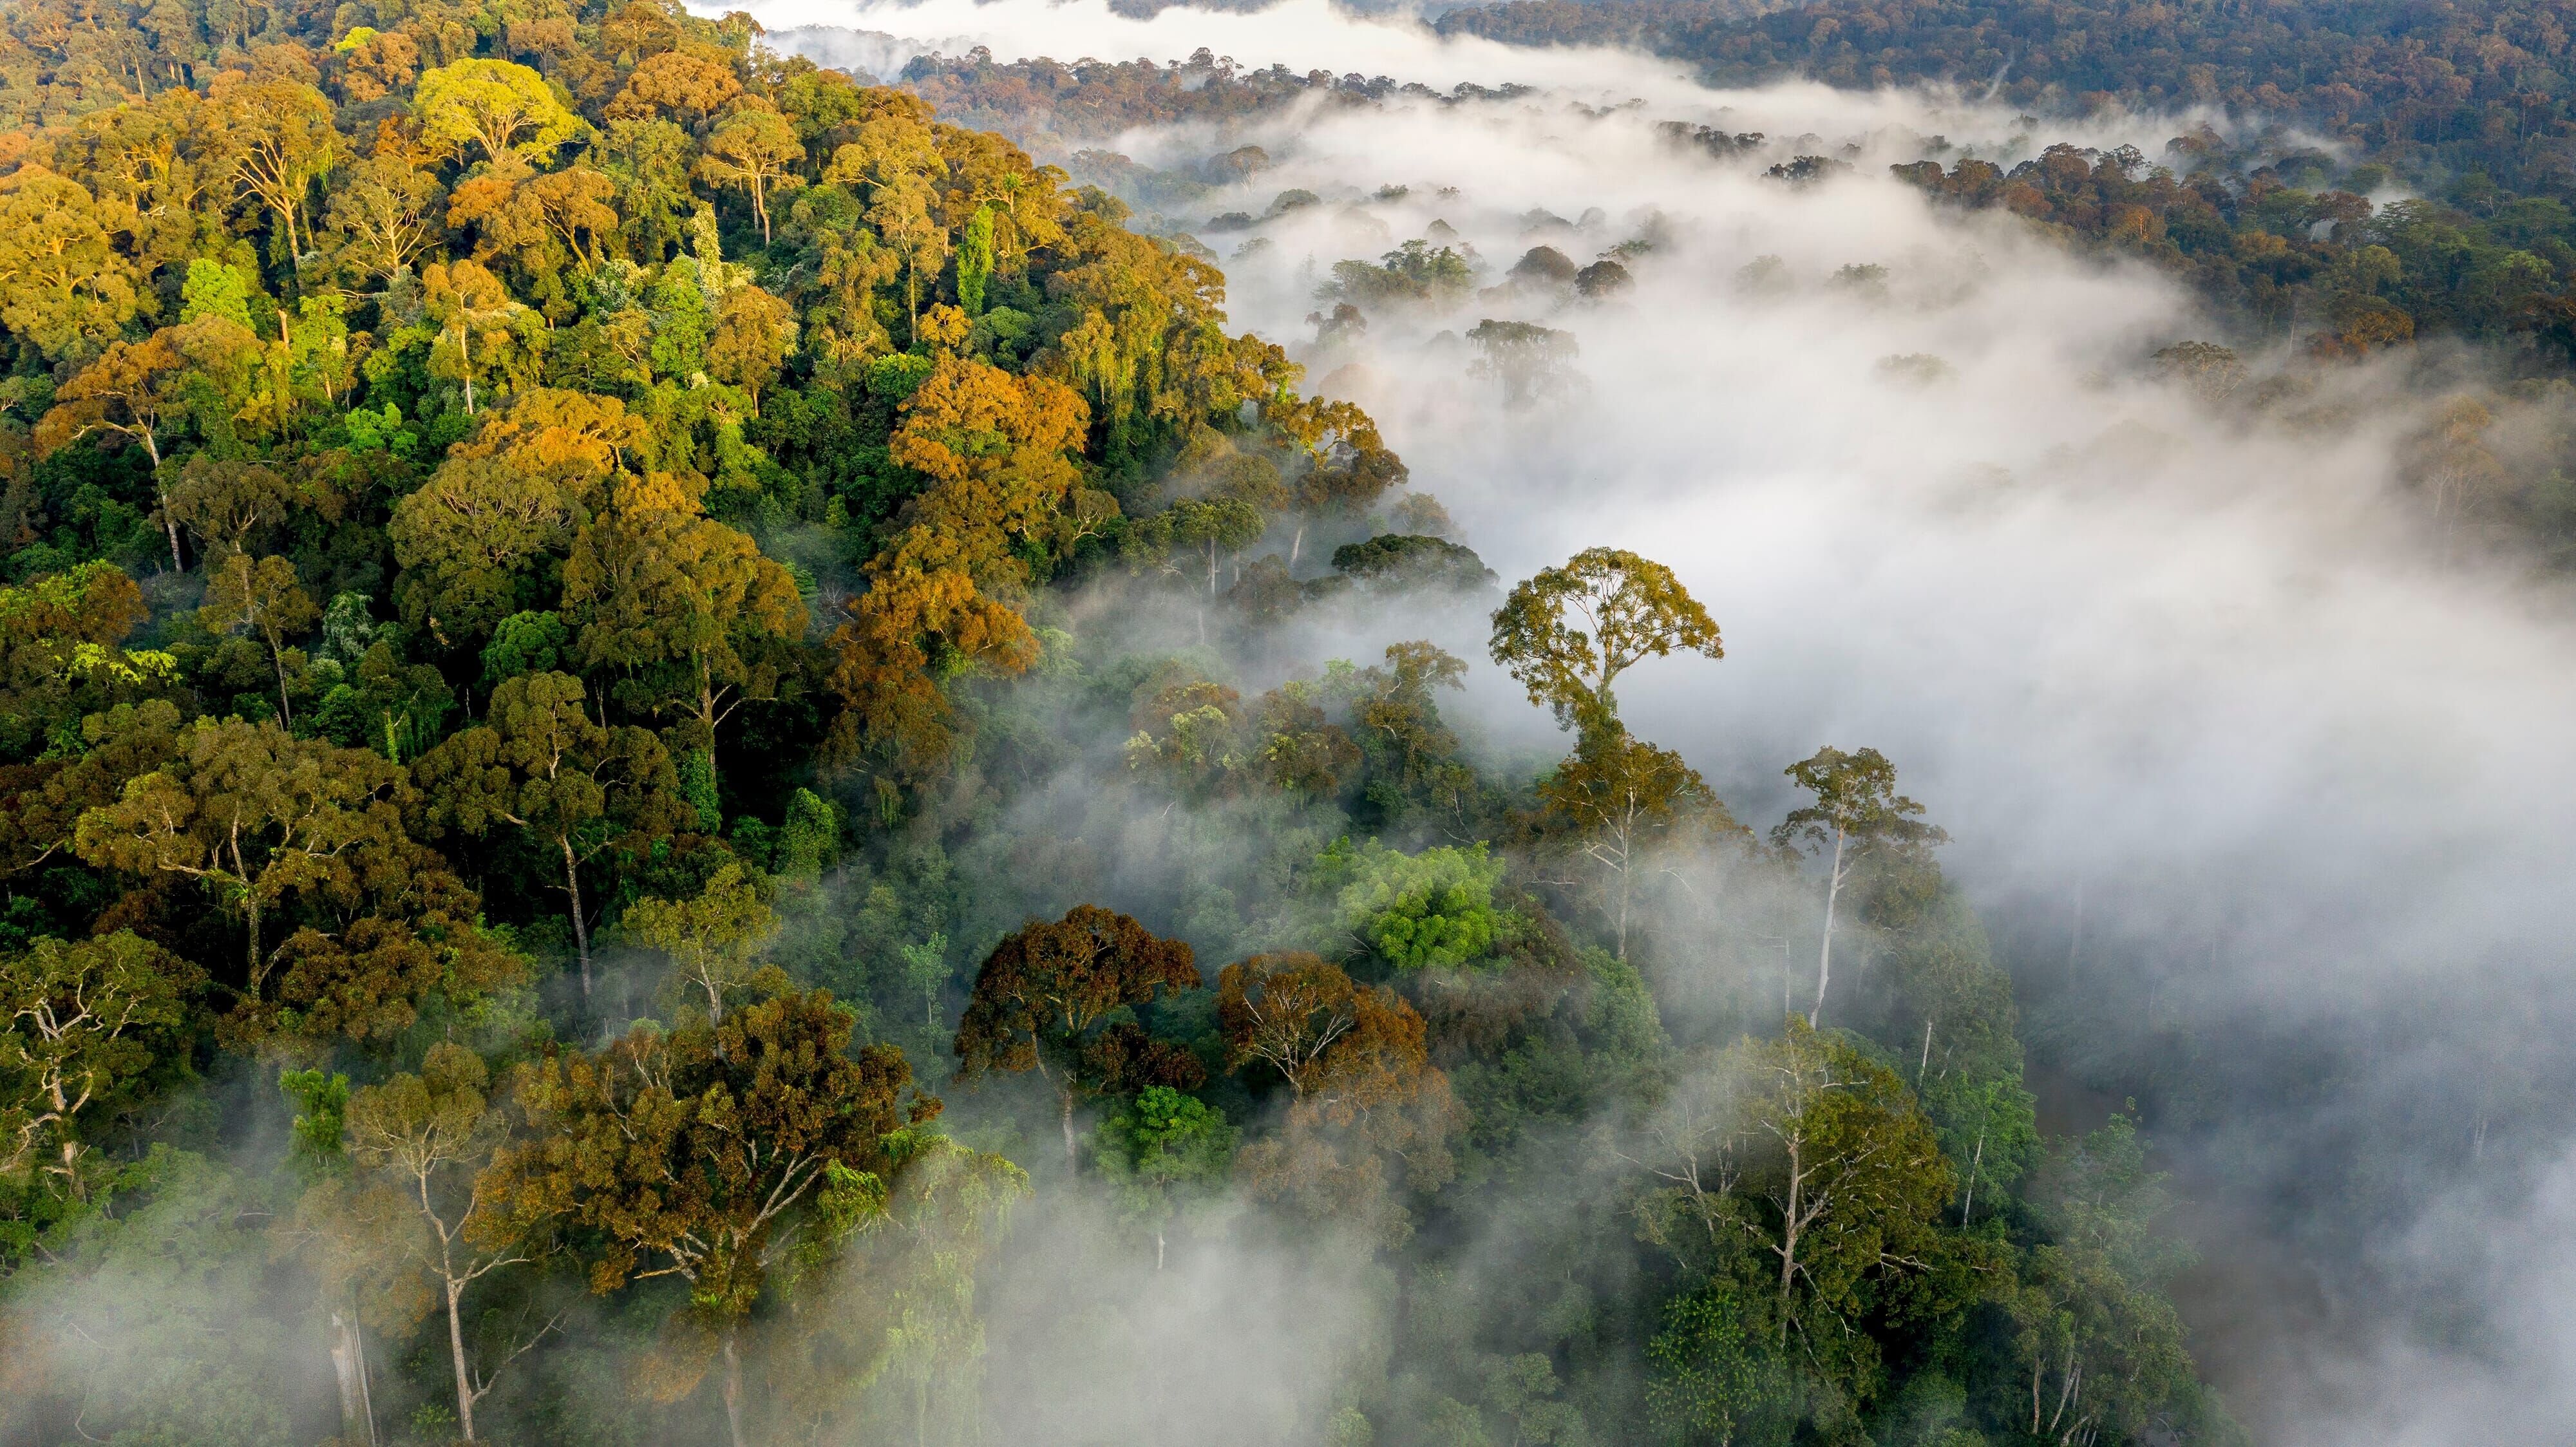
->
xmin=0 ymin=0 xmax=2238 ymax=1444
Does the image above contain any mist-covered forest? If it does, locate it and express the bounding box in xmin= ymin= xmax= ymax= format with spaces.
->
xmin=0 ymin=0 xmax=2570 ymax=1443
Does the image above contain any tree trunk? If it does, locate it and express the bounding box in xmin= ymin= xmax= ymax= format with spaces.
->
xmin=329 ymin=1309 xmax=378 ymax=1446
xmin=1810 ymin=831 xmax=1845 ymax=1027
xmin=560 ymin=836 xmax=592 ymax=998
xmin=270 ymin=636 xmax=294 ymax=727
xmin=1961 ymin=1122 xmax=1987 ymax=1226
xmin=142 ymin=433 xmax=180 ymax=571
xmin=243 ymin=893 xmax=264 ymax=997
xmin=1776 ymin=1160 xmax=1802 ymax=1342
xmin=723 ymin=1330 xmax=748 ymax=1447
xmin=447 ymin=1279 xmax=476 ymax=1441
xmin=1060 ymin=1083 xmax=1079 ymax=1173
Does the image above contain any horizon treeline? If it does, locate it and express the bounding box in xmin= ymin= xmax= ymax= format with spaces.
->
xmin=0 ymin=1 xmax=2236 ymax=1444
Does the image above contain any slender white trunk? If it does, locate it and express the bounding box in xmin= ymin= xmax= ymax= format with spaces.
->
xmin=561 ymin=836 xmax=592 ymax=998
xmin=1809 ymin=830 xmax=1845 ymax=1026
xmin=1961 ymin=1121 xmax=1987 ymax=1226
xmin=723 ymin=1332 xmax=748 ymax=1447
xmin=1060 ymin=1085 xmax=1078 ymax=1172
xmin=447 ymin=1278 xmax=476 ymax=1441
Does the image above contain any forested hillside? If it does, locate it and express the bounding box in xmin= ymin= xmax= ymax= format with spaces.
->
xmin=0 ymin=0 xmax=2240 ymax=1444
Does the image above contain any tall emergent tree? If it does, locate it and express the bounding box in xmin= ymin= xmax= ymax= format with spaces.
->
xmin=337 ymin=1043 xmax=554 ymax=1442
xmin=1772 ymin=746 xmax=1946 ymax=1026
xmin=1490 ymin=547 xmax=1723 ymax=734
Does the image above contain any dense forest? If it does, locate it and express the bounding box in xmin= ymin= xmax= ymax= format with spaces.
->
xmin=0 ymin=0 xmax=2400 ymax=1444
xmin=886 ymin=35 xmax=2576 ymax=568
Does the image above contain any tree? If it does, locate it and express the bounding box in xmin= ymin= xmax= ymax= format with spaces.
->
xmin=829 ymin=358 xmax=1089 ymax=770
xmin=697 ymin=106 xmax=805 ymax=245
xmin=1092 ymin=1086 xmax=1233 ymax=1269
xmin=560 ymin=511 xmax=803 ymax=768
xmin=34 ymin=326 xmax=232 ymax=569
xmin=213 ymin=79 xmax=339 ymax=263
xmin=828 ymin=102 xmax=947 ymax=339
xmin=0 ymin=165 xmax=142 ymax=364
xmin=1467 ymin=319 xmax=1582 ymax=404
xmin=0 ymin=563 xmax=174 ymax=762
xmin=1646 ymin=1020 xmax=1951 ymax=1359
xmin=952 ymin=905 xmax=1198 ymax=1169
xmin=1224 ymin=952 xmax=1457 ymax=1240
xmin=164 ymin=457 xmax=322 ymax=563
xmin=1771 ymin=747 xmax=1945 ymax=1027
xmin=1532 ymin=726 xmax=1736 ymax=959
xmin=339 ymin=1043 xmax=555 ymax=1442
xmin=70 ymin=719 xmax=515 ymax=1041
xmin=388 ymin=455 xmax=584 ymax=647
xmin=415 ymin=59 xmax=586 ymax=167
xmin=1489 ymin=547 xmax=1723 ymax=733
xmin=1274 ymin=398 xmax=1405 ymax=566
xmin=2007 ymin=1117 xmax=2203 ymax=1445
xmin=198 ymin=551 xmax=317 ymax=727
xmin=607 ymin=50 xmax=743 ymax=129
xmin=1214 ymin=950 xmax=1363 ymax=1096
xmin=326 ymin=155 xmax=446 ymax=284
xmin=497 ymin=988 xmax=936 ymax=1447
xmin=621 ymin=862 xmax=775 ymax=1025
xmin=1 ymin=933 xmax=198 ymax=1206
xmin=413 ymin=671 xmax=689 ymax=996
xmin=705 ymin=286 xmax=795 ymax=407
xmin=421 ymin=260 xmax=530 ymax=414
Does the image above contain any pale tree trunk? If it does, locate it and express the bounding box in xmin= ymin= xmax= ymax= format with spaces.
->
xmin=328 ymin=1309 xmax=379 ymax=1446
xmin=1960 ymin=1121 xmax=1988 ymax=1227
xmin=1060 ymin=1083 xmax=1079 ymax=1173
xmin=1775 ymin=1139 xmax=1804 ymax=1339
xmin=458 ymin=321 xmax=476 ymax=415
xmin=269 ymin=632 xmax=294 ymax=727
xmin=447 ymin=1278 xmax=476 ymax=1441
xmin=723 ymin=1330 xmax=748 ymax=1447
xmin=560 ymin=836 xmax=592 ymax=998
xmin=1810 ymin=829 xmax=1846 ymax=1027
xmin=141 ymin=433 xmax=180 ymax=571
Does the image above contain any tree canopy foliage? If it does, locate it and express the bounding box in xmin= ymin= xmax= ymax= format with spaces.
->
xmin=0 ymin=1 xmax=2244 ymax=1443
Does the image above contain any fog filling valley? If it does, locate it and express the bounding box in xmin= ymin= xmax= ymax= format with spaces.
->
xmin=703 ymin=1 xmax=2576 ymax=1441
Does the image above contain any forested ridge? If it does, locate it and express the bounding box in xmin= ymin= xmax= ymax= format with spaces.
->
xmin=0 ymin=0 xmax=2240 ymax=1444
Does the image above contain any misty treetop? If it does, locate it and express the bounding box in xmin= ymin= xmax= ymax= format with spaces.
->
xmin=0 ymin=0 xmax=2235 ymax=1443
